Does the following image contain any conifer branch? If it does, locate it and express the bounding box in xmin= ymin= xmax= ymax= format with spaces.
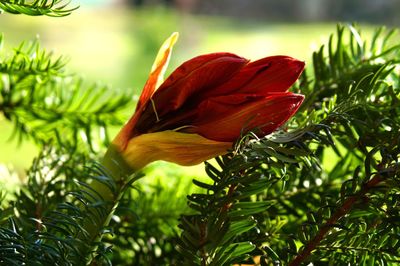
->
xmin=0 ymin=0 xmax=78 ymax=16
xmin=289 ymin=174 xmax=386 ymax=266
xmin=0 ymin=37 xmax=132 ymax=149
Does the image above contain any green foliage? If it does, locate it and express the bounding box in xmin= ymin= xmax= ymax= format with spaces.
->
xmin=1 ymin=9 xmax=400 ymax=266
xmin=0 ymin=36 xmax=132 ymax=151
xmin=106 ymin=177 xmax=192 ymax=265
xmin=1 ymin=147 xmax=111 ymax=265
xmin=0 ymin=0 xmax=77 ymax=16
xmin=0 ymin=146 xmax=145 ymax=265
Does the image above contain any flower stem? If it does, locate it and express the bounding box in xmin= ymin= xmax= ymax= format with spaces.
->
xmin=77 ymin=145 xmax=138 ymax=264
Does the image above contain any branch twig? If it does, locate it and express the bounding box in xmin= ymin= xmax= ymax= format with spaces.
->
xmin=288 ymin=174 xmax=384 ymax=266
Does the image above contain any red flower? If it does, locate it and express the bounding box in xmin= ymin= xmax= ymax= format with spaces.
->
xmin=107 ymin=33 xmax=304 ymax=172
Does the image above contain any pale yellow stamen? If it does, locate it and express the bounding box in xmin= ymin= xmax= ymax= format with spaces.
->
xmin=150 ymin=98 xmax=160 ymax=122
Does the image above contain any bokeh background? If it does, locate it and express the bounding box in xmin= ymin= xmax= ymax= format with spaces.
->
xmin=1 ymin=0 xmax=399 ymax=189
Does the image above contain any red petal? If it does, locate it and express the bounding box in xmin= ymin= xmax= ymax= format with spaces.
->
xmin=151 ymin=53 xmax=248 ymax=117
xmin=202 ymin=56 xmax=305 ymax=98
xmin=139 ymin=94 xmax=262 ymax=133
xmin=188 ymin=93 xmax=304 ymax=142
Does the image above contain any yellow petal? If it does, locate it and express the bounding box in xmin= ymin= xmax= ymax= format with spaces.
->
xmin=151 ymin=32 xmax=179 ymax=88
xmin=111 ymin=131 xmax=232 ymax=172
xmin=136 ymin=32 xmax=179 ymax=110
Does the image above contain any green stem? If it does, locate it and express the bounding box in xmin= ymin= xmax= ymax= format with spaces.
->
xmin=76 ymin=145 xmax=137 ymax=265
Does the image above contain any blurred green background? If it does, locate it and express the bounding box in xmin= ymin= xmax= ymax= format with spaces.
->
xmin=1 ymin=0 xmax=396 ymax=188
